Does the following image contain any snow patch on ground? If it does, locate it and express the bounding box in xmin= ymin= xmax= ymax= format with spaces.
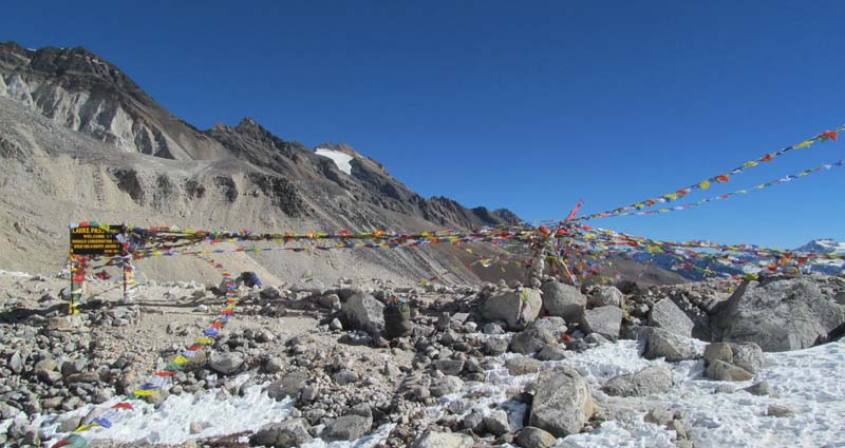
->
xmin=546 ymin=339 xmax=843 ymax=448
xmin=41 ymin=383 xmax=294 ymax=445
xmin=0 ymin=269 xmax=31 ymax=277
xmin=34 ymin=337 xmax=845 ymax=448
xmin=438 ymin=338 xmax=844 ymax=448
xmin=315 ymin=148 xmax=354 ymax=175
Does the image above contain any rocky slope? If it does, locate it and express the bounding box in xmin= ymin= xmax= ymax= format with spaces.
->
xmin=1 ymin=269 xmax=843 ymax=447
xmin=0 ymin=42 xmax=525 ymax=285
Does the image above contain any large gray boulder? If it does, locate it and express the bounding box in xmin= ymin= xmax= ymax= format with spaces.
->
xmin=711 ymin=278 xmax=845 ymax=351
xmin=250 ymin=419 xmax=313 ymax=447
xmin=649 ymin=298 xmax=694 ymax=337
xmin=412 ymin=431 xmax=474 ymax=448
xmin=341 ymin=293 xmax=385 ymax=334
xmin=321 ymin=404 xmax=373 ymax=441
xmin=588 ymin=286 xmax=624 ymax=309
xmin=638 ymin=327 xmax=701 ymax=362
xmin=729 ymin=342 xmax=765 ymax=373
xmin=580 ymin=306 xmax=623 ymax=340
xmin=529 ymin=367 xmax=595 ymax=437
xmin=602 ymin=366 xmax=673 ymax=397
xmin=541 ymin=281 xmax=586 ymax=323
xmin=510 ymin=327 xmax=557 ymax=354
xmin=530 ymin=316 xmax=568 ymax=337
xmin=483 ymin=289 xmax=542 ymax=330
xmin=208 ymin=352 xmax=244 ymax=375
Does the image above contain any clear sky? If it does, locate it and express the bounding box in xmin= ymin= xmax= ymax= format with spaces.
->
xmin=3 ymin=1 xmax=844 ymax=248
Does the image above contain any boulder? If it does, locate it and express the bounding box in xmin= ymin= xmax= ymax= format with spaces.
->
xmin=580 ymin=306 xmax=623 ymax=340
xmin=705 ymin=359 xmax=753 ymax=382
xmin=250 ymin=419 xmax=313 ymax=447
xmin=602 ymin=366 xmax=673 ymax=397
xmin=710 ymin=278 xmax=845 ymax=351
xmin=434 ymin=359 xmax=465 ymax=376
xmin=743 ymin=381 xmax=772 ymax=396
xmin=536 ymin=345 xmax=567 ymax=361
xmin=483 ymin=289 xmax=542 ymax=330
xmin=529 ymin=367 xmax=595 ymax=437
xmin=431 ymin=375 xmax=464 ymax=397
xmin=729 ymin=342 xmax=765 ymax=373
xmin=7 ymin=351 xmax=23 ymax=373
xmin=484 ymin=337 xmax=509 ymax=356
xmin=321 ymin=404 xmax=373 ymax=441
xmin=208 ymin=352 xmax=244 ymax=375
xmin=767 ymin=404 xmax=794 ymax=418
xmin=341 ymin=293 xmax=385 ymax=334
xmin=483 ymin=409 xmax=511 ymax=436
xmin=267 ymin=370 xmax=310 ymax=400
xmin=638 ymin=327 xmax=701 ymax=362
xmin=648 ymin=298 xmax=694 ymax=337
xmin=318 ymin=293 xmax=341 ymax=310
xmin=412 ymin=431 xmax=474 ymax=448
xmin=541 ymin=281 xmax=586 ymax=323
xmin=515 ymin=426 xmax=557 ymax=448
xmin=510 ymin=327 xmax=557 ymax=354
xmin=588 ymin=286 xmax=624 ymax=309
xmin=703 ymin=342 xmax=733 ymax=366
xmin=505 ymin=356 xmax=542 ymax=376
xmin=530 ymin=316 xmax=568 ymax=337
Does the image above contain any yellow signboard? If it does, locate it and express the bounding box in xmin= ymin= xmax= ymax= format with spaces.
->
xmin=70 ymin=225 xmax=125 ymax=256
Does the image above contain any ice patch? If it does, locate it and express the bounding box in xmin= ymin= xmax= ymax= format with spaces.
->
xmin=315 ymin=148 xmax=354 ymax=175
xmin=41 ymin=384 xmax=294 ymax=445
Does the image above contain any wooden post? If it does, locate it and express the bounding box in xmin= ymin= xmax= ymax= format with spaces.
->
xmin=69 ymin=255 xmax=86 ymax=315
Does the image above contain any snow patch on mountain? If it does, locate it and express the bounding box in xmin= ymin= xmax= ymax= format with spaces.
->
xmin=796 ymin=238 xmax=845 ymax=255
xmin=315 ymin=148 xmax=354 ymax=175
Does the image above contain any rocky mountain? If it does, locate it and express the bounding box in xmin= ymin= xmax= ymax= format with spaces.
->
xmin=796 ymin=239 xmax=845 ymax=255
xmin=0 ymin=42 xmax=527 ymax=284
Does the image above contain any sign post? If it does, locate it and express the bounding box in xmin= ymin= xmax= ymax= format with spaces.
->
xmin=68 ymin=224 xmax=126 ymax=314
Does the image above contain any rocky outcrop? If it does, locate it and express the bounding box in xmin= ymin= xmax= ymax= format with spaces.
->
xmin=711 ymin=278 xmax=844 ymax=351
xmin=529 ymin=367 xmax=595 ymax=437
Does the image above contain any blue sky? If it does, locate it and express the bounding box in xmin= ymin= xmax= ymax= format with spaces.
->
xmin=3 ymin=1 xmax=844 ymax=248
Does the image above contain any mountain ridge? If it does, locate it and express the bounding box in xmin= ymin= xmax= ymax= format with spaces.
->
xmin=0 ymin=41 xmax=532 ymax=284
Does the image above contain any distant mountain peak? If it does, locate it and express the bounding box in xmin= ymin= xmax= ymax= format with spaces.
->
xmin=796 ymin=239 xmax=845 ymax=255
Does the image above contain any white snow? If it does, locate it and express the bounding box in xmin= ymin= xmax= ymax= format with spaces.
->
xmin=315 ymin=148 xmax=354 ymax=175
xmin=0 ymin=269 xmax=31 ymax=277
xmin=34 ymin=338 xmax=845 ymax=448
xmin=40 ymin=382 xmax=294 ymax=445
xmin=434 ymin=337 xmax=844 ymax=448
